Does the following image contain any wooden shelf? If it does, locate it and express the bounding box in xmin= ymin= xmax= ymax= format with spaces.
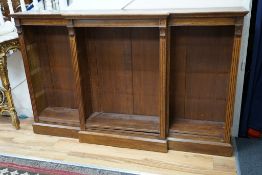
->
xmin=169 ymin=119 xmax=224 ymax=140
xmin=39 ymin=107 xmax=80 ymax=127
xmin=86 ymin=112 xmax=159 ymax=134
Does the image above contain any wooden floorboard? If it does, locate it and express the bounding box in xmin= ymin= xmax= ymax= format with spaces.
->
xmin=0 ymin=117 xmax=236 ymax=175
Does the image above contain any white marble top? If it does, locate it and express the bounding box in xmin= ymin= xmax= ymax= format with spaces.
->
xmin=125 ymin=0 xmax=247 ymax=10
xmin=2 ymin=0 xmax=248 ymax=42
xmin=65 ymin=0 xmax=247 ymax=11
xmin=65 ymin=0 xmax=132 ymax=10
xmin=20 ymin=0 xmax=248 ymax=15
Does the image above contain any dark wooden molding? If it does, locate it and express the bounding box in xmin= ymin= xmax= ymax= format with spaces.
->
xmin=79 ymin=131 xmax=168 ymax=153
xmin=33 ymin=123 xmax=80 ymax=138
xmin=168 ymin=137 xmax=233 ymax=156
xmin=10 ymin=10 xmax=248 ymax=27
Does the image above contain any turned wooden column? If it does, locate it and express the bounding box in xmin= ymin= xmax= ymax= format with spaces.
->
xmin=15 ymin=19 xmax=39 ymax=122
xmin=67 ymin=21 xmax=86 ymax=130
xmin=224 ymin=17 xmax=244 ymax=143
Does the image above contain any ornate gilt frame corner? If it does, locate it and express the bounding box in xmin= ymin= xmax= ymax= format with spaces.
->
xmin=0 ymin=38 xmax=20 ymax=129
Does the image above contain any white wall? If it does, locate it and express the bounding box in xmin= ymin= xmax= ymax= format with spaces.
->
xmin=232 ymin=0 xmax=253 ymax=137
xmin=4 ymin=51 xmax=33 ymax=118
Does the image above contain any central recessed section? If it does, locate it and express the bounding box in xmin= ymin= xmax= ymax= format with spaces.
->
xmin=76 ymin=27 xmax=160 ymax=134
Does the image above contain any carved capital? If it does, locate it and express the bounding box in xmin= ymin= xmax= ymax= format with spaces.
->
xmin=159 ymin=17 xmax=168 ymax=38
xmin=67 ymin=20 xmax=75 ymax=36
xmin=16 ymin=25 xmax=22 ymax=35
xmin=15 ymin=19 xmax=22 ymax=35
xmin=235 ymin=17 xmax=244 ymax=36
xmin=159 ymin=27 xmax=167 ymax=37
xmin=235 ymin=25 xmax=243 ymax=36
xmin=68 ymin=27 xmax=75 ymax=36
xmin=159 ymin=18 xmax=167 ymax=27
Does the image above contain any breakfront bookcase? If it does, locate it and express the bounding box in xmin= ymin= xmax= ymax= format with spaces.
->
xmin=11 ymin=7 xmax=247 ymax=156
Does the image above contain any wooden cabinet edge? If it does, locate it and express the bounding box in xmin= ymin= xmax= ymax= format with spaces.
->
xmin=224 ymin=17 xmax=244 ymax=143
xmin=11 ymin=12 xmax=247 ymax=27
xmin=79 ymin=131 xmax=168 ymax=153
xmin=168 ymin=137 xmax=233 ymax=156
xmin=33 ymin=123 xmax=80 ymax=139
xmin=15 ymin=19 xmax=39 ymax=122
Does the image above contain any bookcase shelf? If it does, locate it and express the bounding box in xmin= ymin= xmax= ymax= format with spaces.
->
xmin=169 ymin=119 xmax=224 ymax=140
xmin=39 ymin=107 xmax=80 ymax=127
xmin=86 ymin=112 xmax=159 ymax=133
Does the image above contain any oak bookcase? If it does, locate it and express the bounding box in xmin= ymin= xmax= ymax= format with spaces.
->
xmin=12 ymin=8 xmax=247 ymax=156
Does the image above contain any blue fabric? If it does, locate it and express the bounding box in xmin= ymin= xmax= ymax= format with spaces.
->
xmin=240 ymin=0 xmax=262 ymax=136
xmin=27 ymin=0 xmax=42 ymax=11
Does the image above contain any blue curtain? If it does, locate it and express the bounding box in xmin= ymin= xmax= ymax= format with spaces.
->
xmin=240 ymin=0 xmax=262 ymax=136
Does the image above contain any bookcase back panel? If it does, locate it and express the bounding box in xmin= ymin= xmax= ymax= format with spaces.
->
xmin=170 ymin=26 xmax=235 ymax=122
xmin=24 ymin=26 xmax=77 ymax=113
xmin=87 ymin=28 xmax=133 ymax=114
xmin=80 ymin=27 xmax=159 ymax=117
xmin=131 ymin=28 xmax=159 ymax=116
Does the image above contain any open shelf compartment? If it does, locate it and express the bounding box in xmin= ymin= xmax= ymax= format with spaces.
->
xmin=24 ymin=26 xmax=80 ymax=127
xmin=168 ymin=26 xmax=235 ymax=141
xmin=86 ymin=112 xmax=159 ymax=133
xmin=76 ymin=27 xmax=161 ymax=135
